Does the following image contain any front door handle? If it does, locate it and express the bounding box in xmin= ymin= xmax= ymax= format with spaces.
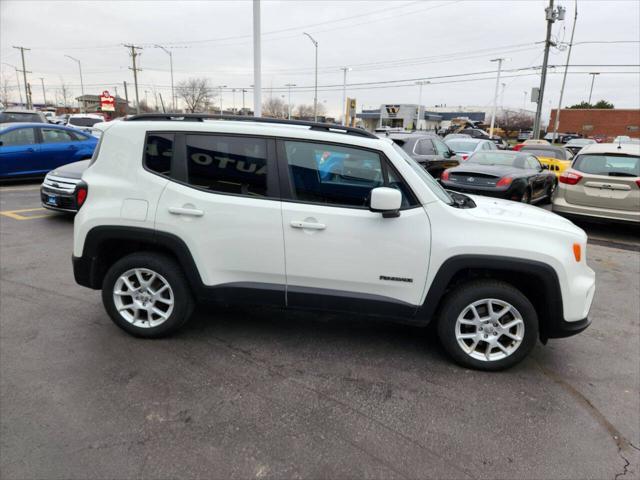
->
xmin=290 ymin=220 xmax=326 ymax=230
xmin=168 ymin=206 xmax=204 ymax=217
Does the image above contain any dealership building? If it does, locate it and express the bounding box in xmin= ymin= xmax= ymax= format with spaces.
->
xmin=357 ymin=104 xmax=486 ymax=131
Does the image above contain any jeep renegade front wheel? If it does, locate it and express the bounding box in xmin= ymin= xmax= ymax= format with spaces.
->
xmin=437 ymin=280 xmax=538 ymax=371
xmin=102 ymin=252 xmax=194 ymax=338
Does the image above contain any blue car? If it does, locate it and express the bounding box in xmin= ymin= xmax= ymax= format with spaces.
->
xmin=0 ymin=123 xmax=97 ymax=179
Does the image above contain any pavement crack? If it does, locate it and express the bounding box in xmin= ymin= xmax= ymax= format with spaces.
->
xmin=614 ymin=451 xmax=631 ymax=480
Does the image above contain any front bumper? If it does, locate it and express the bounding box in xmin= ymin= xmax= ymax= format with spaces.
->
xmin=40 ymin=174 xmax=81 ymax=213
xmin=545 ymin=316 xmax=591 ymax=339
xmin=441 ymin=182 xmax=522 ymax=200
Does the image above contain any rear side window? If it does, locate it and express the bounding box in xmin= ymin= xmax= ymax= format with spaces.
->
xmin=0 ymin=127 xmax=36 ymax=146
xmin=186 ymin=134 xmax=268 ymax=197
xmin=41 ymin=128 xmax=76 ymax=143
xmin=414 ymin=139 xmax=435 ymax=155
xmin=573 ymin=154 xmax=640 ymax=177
xmin=145 ymin=133 xmax=174 ymax=176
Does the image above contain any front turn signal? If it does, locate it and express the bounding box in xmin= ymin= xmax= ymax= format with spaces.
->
xmin=573 ymin=243 xmax=582 ymax=262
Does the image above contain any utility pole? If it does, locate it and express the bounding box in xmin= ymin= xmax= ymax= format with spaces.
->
xmin=303 ymin=32 xmax=318 ymax=121
xmin=154 ymin=45 xmax=175 ymax=111
xmin=340 ymin=67 xmax=351 ymax=126
xmin=217 ymin=85 xmax=227 ymax=113
xmin=232 ymin=89 xmax=236 ymax=113
xmin=533 ymin=0 xmax=566 ymax=139
xmin=39 ymin=77 xmax=47 ymax=106
xmin=489 ymin=58 xmax=505 ymax=137
xmin=13 ymin=46 xmax=31 ymax=108
xmin=587 ymin=72 xmax=599 ymax=104
xmin=124 ymin=44 xmax=143 ymax=114
xmin=123 ymin=81 xmax=129 ymax=113
xmin=65 ymin=55 xmax=85 ymax=113
xmin=523 ymin=91 xmax=527 ymax=110
xmin=552 ymin=0 xmax=577 ymax=142
xmin=253 ymin=0 xmax=262 ymax=117
xmin=285 ymin=83 xmax=296 ymax=119
xmin=415 ymin=80 xmax=429 ymax=131
xmin=242 ymin=88 xmax=247 ymax=114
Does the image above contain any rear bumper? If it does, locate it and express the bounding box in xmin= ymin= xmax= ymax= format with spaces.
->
xmin=441 ymin=183 xmax=521 ymax=200
xmin=553 ymin=196 xmax=640 ymax=224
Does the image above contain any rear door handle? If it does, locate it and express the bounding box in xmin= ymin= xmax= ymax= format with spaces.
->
xmin=168 ymin=206 xmax=204 ymax=217
xmin=290 ymin=220 xmax=326 ymax=230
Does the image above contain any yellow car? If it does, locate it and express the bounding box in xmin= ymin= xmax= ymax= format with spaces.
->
xmin=519 ymin=145 xmax=574 ymax=177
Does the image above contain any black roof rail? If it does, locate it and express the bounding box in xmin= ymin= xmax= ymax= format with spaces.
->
xmin=125 ymin=113 xmax=378 ymax=139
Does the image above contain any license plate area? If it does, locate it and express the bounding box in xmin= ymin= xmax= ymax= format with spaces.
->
xmin=45 ymin=195 xmax=58 ymax=206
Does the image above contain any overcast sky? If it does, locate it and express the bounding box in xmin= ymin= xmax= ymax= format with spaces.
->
xmin=1 ymin=0 xmax=639 ymax=119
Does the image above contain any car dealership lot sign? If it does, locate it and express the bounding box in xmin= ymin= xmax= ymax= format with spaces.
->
xmin=100 ymin=91 xmax=115 ymax=112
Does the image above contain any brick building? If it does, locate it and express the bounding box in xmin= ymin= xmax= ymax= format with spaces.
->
xmin=548 ymin=109 xmax=640 ymax=140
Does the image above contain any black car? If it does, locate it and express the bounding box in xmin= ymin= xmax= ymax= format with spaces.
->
xmin=386 ymin=133 xmax=459 ymax=178
xmin=459 ymin=128 xmax=491 ymax=139
xmin=440 ymin=151 xmax=556 ymax=204
xmin=490 ymin=136 xmax=509 ymax=150
xmin=41 ymin=159 xmax=89 ymax=213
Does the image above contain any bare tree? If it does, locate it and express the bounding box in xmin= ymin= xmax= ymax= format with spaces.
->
xmin=262 ymin=96 xmax=288 ymax=118
xmin=0 ymin=75 xmax=10 ymax=106
xmin=294 ymin=103 xmax=326 ymax=119
xmin=496 ymin=110 xmax=533 ymax=137
xmin=177 ymin=77 xmax=214 ymax=113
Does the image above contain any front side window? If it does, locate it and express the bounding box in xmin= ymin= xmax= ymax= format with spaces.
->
xmin=41 ymin=128 xmax=76 ymax=143
xmin=283 ymin=141 xmax=417 ymax=208
xmin=526 ymin=156 xmax=541 ymax=170
xmin=0 ymin=127 xmax=36 ymax=146
xmin=144 ymin=133 xmax=174 ymax=176
xmin=186 ymin=134 xmax=268 ymax=197
xmin=433 ymin=138 xmax=450 ymax=156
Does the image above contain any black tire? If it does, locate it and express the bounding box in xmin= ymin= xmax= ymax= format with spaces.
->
xmin=102 ymin=252 xmax=194 ymax=338
xmin=436 ymin=280 xmax=538 ymax=371
xmin=520 ymin=188 xmax=531 ymax=204
xmin=542 ymin=180 xmax=557 ymax=204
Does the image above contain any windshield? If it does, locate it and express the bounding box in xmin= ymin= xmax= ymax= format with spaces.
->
xmin=445 ymin=140 xmax=476 ymax=152
xmin=69 ymin=117 xmax=103 ymax=127
xmin=392 ymin=143 xmax=453 ymax=205
xmin=573 ymin=154 xmax=640 ymax=177
xmin=521 ymin=147 xmax=563 ymax=159
xmin=0 ymin=112 xmax=42 ymax=123
xmin=467 ymin=152 xmax=520 ymax=166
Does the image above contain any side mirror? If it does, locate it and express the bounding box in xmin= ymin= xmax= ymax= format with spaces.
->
xmin=370 ymin=187 xmax=402 ymax=218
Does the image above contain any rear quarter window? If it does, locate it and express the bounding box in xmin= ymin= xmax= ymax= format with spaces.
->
xmin=144 ymin=133 xmax=174 ymax=176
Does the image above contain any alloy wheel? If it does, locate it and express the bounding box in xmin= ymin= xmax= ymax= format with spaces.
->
xmin=455 ymin=298 xmax=525 ymax=362
xmin=112 ymin=268 xmax=174 ymax=328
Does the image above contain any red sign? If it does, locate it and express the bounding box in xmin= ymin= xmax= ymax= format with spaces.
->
xmin=100 ymin=90 xmax=115 ymax=112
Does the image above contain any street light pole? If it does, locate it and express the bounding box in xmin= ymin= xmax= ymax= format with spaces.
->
xmin=415 ymin=80 xmax=429 ymax=131
xmin=489 ymin=58 xmax=505 ymax=137
xmin=303 ymin=32 xmax=318 ymax=121
xmin=587 ymin=72 xmax=600 ymax=104
xmin=253 ymin=0 xmax=262 ymax=117
xmin=65 ymin=55 xmax=85 ymax=113
xmin=285 ymin=83 xmax=296 ymax=119
xmin=217 ymin=85 xmax=227 ymax=113
xmin=340 ymin=67 xmax=351 ymax=125
xmin=154 ymin=45 xmax=175 ymax=112
xmin=552 ymin=0 xmax=577 ymax=142
xmin=39 ymin=77 xmax=47 ymax=106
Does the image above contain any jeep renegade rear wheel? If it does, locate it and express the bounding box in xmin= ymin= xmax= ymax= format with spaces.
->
xmin=437 ymin=280 xmax=538 ymax=370
xmin=102 ymin=252 xmax=194 ymax=338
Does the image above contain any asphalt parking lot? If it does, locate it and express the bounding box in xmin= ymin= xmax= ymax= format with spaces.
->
xmin=1 ymin=183 xmax=639 ymax=480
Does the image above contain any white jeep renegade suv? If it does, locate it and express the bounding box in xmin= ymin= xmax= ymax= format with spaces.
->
xmin=73 ymin=115 xmax=596 ymax=370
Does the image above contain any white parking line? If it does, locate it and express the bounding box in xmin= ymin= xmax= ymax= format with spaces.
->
xmin=0 ymin=186 xmax=41 ymax=192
